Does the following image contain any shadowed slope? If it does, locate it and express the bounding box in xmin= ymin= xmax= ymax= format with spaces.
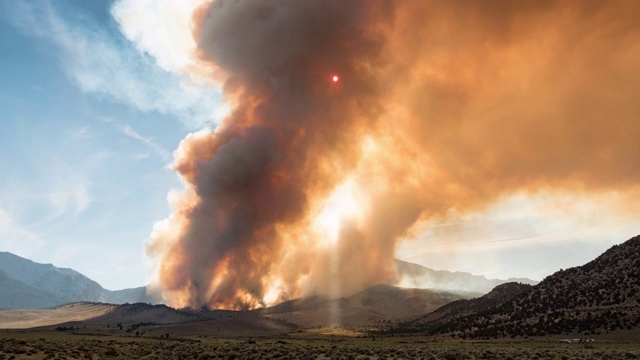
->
xmin=397 ymin=235 xmax=640 ymax=338
xmin=261 ymin=284 xmax=464 ymax=328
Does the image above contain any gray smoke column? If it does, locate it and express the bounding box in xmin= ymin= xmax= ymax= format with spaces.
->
xmin=148 ymin=0 xmax=640 ymax=309
xmin=149 ymin=0 xmax=397 ymax=309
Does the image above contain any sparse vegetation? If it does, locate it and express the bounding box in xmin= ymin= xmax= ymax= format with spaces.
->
xmin=394 ymin=236 xmax=640 ymax=339
xmin=1 ymin=333 xmax=640 ymax=360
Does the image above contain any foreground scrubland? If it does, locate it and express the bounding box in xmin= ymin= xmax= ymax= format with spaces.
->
xmin=1 ymin=331 xmax=640 ymax=360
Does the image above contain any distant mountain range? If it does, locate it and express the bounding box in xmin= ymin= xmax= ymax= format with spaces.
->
xmin=0 ymin=251 xmax=537 ymax=310
xmin=394 ymin=259 xmax=538 ymax=294
xmin=0 ymin=252 xmax=157 ymax=310
xmin=396 ymin=235 xmax=640 ymax=338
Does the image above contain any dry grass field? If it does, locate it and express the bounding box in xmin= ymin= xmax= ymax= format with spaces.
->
xmin=1 ymin=329 xmax=640 ymax=360
xmin=0 ymin=304 xmax=115 ymax=330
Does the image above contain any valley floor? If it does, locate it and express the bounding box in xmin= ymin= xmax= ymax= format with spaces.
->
xmin=1 ymin=330 xmax=640 ymax=360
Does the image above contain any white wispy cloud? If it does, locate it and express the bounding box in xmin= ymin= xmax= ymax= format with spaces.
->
xmin=71 ymin=125 xmax=92 ymax=140
xmin=0 ymin=209 xmax=46 ymax=257
xmin=98 ymin=116 xmax=115 ymax=124
xmin=5 ymin=1 xmax=220 ymax=129
xmin=30 ymin=159 xmax=93 ymax=225
xmin=89 ymin=149 xmax=114 ymax=163
xmin=111 ymin=0 xmax=209 ymax=74
xmin=119 ymin=124 xmax=171 ymax=161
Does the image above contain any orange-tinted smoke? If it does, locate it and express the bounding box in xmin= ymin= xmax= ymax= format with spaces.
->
xmin=148 ymin=0 xmax=640 ymax=309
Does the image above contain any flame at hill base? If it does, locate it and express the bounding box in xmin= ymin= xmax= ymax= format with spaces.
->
xmin=144 ymin=0 xmax=640 ymax=310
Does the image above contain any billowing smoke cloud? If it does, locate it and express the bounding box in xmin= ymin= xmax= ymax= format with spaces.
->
xmin=146 ymin=0 xmax=640 ymax=309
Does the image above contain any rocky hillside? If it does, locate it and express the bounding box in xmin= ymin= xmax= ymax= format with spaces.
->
xmin=0 ymin=252 xmax=156 ymax=309
xmin=402 ymin=282 xmax=532 ymax=333
xmin=400 ymin=235 xmax=640 ymax=338
xmin=395 ymin=259 xmax=538 ymax=294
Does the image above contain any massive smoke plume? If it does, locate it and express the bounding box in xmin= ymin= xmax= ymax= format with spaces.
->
xmin=146 ymin=0 xmax=640 ymax=309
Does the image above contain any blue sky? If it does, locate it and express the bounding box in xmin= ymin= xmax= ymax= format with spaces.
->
xmin=1 ymin=0 xmax=638 ymax=293
xmin=0 ymin=0 xmax=219 ymax=289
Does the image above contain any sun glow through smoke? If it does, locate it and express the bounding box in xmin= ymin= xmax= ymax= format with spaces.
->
xmin=263 ymin=278 xmax=284 ymax=306
xmin=314 ymin=179 xmax=359 ymax=245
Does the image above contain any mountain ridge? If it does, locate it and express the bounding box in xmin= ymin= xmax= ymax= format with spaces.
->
xmin=0 ymin=252 xmax=156 ymax=309
xmin=395 ymin=259 xmax=538 ymax=294
xmin=0 ymin=251 xmax=535 ymax=310
xmin=396 ymin=235 xmax=640 ymax=338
